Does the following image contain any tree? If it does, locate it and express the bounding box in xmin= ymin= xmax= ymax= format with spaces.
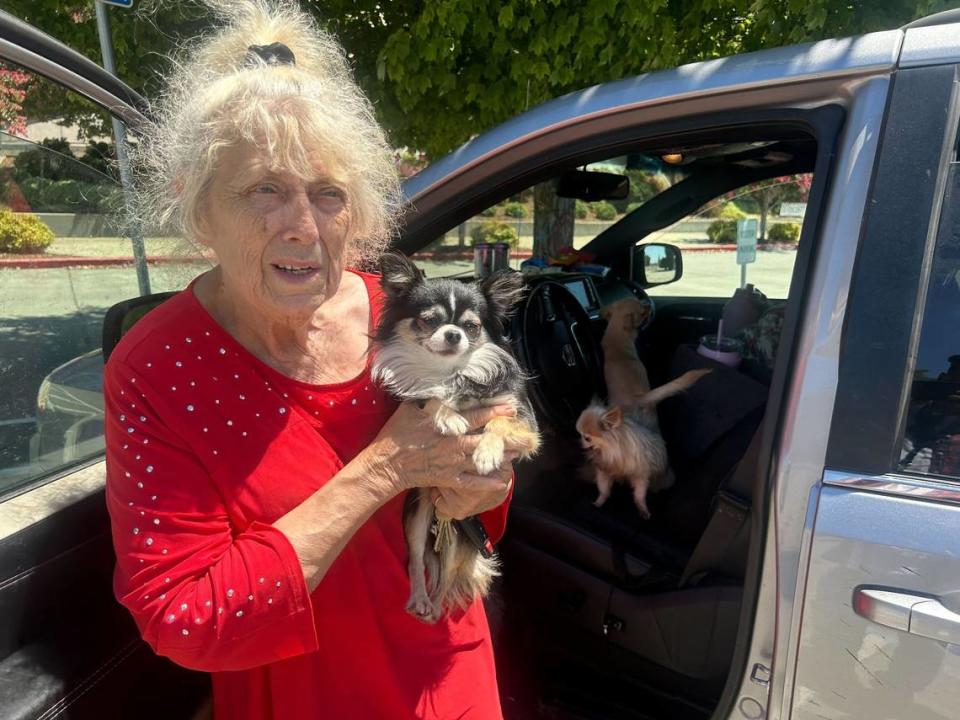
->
xmin=1 ymin=1 xmax=211 ymax=137
xmin=0 ymin=64 xmax=32 ymax=137
xmin=750 ymin=174 xmax=812 ymax=241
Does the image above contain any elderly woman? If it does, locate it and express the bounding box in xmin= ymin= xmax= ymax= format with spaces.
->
xmin=104 ymin=3 xmax=516 ymax=718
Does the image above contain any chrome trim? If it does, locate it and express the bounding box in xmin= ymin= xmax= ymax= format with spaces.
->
xmin=0 ymin=37 xmax=146 ymax=128
xmin=823 ymin=469 xmax=960 ymax=505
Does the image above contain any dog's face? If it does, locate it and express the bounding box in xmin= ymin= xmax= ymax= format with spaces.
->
xmin=601 ymin=297 xmax=651 ymax=334
xmin=376 ymin=253 xmax=525 ymax=363
xmin=575 ymin=403 xmax=623 ymax=450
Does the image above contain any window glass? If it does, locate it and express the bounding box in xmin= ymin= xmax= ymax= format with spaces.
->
xmin=409 ymin=154 xmax=684 ymax=278
xmin=643 ymin=174 xmax=812 ymax=299
xmin=0 ymin=65 xmax=207 ymax=497
xmin=900 ymin=163 xmax=960 ymax=478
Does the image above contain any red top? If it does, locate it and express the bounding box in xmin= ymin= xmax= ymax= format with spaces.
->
xmin=104 ymin=270 xmax=507 ymax=719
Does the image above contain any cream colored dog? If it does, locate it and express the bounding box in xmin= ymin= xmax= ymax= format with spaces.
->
xmin=577 ymin=297 xmax=709 ymax=517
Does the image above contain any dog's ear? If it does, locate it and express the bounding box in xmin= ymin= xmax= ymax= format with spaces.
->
xmin=481 ymin=270 xmax=526 ymax=322
xmin=601 ymin=406 xmax=623 ymax=430
xmin=379 ymin=252 xmax=422 ymax=297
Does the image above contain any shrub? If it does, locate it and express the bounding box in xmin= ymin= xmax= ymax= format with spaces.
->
xmin=470 ymin=221 xmax=520 ymax=246
xmin=719 ymin=204 xmax=747 ymax=221
xmin=575 ymin=199 xmax=589 ymax=219
xmin=480 ymin=205 xmax=499 ymax=217
xmin=16 ymin=177 xmax=121 ymax=213
xmin=591 ymin=200 xmax=617 ymax=221
xmin=79 ymin=141 xmax=117 ymax=180
xmin=13 ymin=138 xmax=83 ymax=182
xmin=767 ymin=222 xmax=801 ymax=243
xmin=503 ymin=201 xmax=528 ymax=218
xmin=706 ymin=219 xmax=737 ymax=244
xmin=0 ymin=210 xmax=55 ymax=254
xmin=626 ymin=201 xmax=643 ymax=214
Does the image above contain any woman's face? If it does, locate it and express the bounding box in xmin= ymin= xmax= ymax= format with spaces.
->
xmin=197 ymin=142 xmax=352 ymax=317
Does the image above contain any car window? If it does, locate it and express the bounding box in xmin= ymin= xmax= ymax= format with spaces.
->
xmin=409 ymin=154 xmax=683 ymax=278
xmin=899 ymin=161 xmax=960 ymax=479
xmin=0 ymin=64 xmax=208 ymax=498
xmin=643 ymin=174 xmax=812 ymax=299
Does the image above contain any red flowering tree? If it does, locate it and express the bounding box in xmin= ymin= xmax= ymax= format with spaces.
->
xmin=0 ymin=64 xmax=31 ymax=137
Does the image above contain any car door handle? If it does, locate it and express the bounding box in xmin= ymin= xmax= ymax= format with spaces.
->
xmin=853 ymin=585 xmax=960 ymax=644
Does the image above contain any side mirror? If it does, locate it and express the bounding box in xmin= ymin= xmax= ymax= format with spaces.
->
xmin=631 ymin=243 xmax=682 ymax=287
xmin=555 ymin=170 xmax=629 ymax=201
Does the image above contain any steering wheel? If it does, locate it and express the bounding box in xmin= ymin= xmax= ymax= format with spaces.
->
xmin=515 ymin=280 xmax=605 ymax=432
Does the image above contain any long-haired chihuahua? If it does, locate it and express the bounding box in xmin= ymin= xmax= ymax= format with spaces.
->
xmin=372 ymin=253 xmax=540 ymax=623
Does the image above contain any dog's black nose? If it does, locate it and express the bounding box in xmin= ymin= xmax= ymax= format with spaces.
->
xmin=444 ymin=329 xmax=462 ymax=345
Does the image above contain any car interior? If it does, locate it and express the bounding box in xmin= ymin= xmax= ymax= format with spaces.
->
xmin=2 ymin=125 xmax=819 ymax=719
xmin=439 ymin=133 xmax=819 ymax=719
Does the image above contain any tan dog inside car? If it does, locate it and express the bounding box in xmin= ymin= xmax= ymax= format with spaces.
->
xmin=600 ymin=297 xmax=709 ymax=424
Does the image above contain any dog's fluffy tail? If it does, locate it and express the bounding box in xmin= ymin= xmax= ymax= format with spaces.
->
xmin=636 ymin=369 xmax=711 ymax=409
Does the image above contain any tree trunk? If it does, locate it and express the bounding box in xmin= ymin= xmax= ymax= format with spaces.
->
xmin=533 ymin=179 xmax=575 ymax=259
xmin=758 ymin=190 xmax=769 ymax=243
xmin=457 ymin=222 xmax=467 ymax=249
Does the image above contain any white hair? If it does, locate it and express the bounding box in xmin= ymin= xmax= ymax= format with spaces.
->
xmin=131 ymin=0 xmax=400 ymax=266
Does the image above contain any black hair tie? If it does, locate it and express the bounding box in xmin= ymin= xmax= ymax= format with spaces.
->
xmin=245 ymin=42 xmax=296 ymax=67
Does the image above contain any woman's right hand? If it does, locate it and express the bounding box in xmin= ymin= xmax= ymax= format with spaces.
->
xmin=361 ymin=402 xmax=516 ymax=494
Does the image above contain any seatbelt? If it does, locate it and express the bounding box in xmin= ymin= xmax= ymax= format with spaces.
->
xmin=679 ymin=424 xmax=765 ymax=586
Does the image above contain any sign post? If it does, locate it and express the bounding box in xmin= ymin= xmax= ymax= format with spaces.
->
xmin=94 ymin=0 xmax=150 ymax=295
xmin=736 ymin=218 xmax=758 ymax=289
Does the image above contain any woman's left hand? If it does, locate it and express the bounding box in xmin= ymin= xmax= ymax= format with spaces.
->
xmin=429 ymin=452 xmax=517 ymax=520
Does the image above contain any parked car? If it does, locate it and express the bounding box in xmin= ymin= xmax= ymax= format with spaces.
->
xmin=3 ymin=7 xmax=960 ymax=720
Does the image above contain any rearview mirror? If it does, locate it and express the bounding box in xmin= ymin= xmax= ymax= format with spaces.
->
xmin=632 ymin=243 xmax=682 ymax=287
xmin=555 ymin=170 xmax=629 ymax=201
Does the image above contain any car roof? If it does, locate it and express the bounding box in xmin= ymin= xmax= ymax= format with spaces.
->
xmin=402 ymin=19 xmax=960 ymax=207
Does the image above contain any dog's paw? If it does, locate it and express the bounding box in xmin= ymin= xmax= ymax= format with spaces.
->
xmin=633 ymin=499 xmax=652 ymax=520
xmin=405 ymin=591 xmax=440 ymax=624
xmin=593 ymin=495 xmax=609 ymax=508
xmin=434 ymin=407 xmax=469 ymax=436
xmin=473 ymin=435 xmax=505 ymax=475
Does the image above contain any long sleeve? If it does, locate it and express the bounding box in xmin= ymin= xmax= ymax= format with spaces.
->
xmin=104 ymin=358 xmax=319 ymax=672
xmin=478 ymin=475 xmax=514 ymax=544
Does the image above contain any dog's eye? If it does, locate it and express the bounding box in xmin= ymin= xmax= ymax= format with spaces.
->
xmin=417 ymin=315 xmax=441 ymax=331
xmin=462 ymin=321 xmax=481 ymax=339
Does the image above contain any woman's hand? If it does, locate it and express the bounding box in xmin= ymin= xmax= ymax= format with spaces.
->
xmin=429 ymin=455 xmax=516 ymax=520
xmin=361 ymin=401 xmax=516 ymax=495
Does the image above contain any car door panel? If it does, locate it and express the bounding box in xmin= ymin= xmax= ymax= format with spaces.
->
xmin=0 ymin=485 xmax=209 ymax=719
xmin=791 ymin=480 xmax=960 ymax=720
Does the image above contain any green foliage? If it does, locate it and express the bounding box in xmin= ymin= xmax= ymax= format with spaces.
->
xmin=706 ymin=219 xmax=737 ymax=244
xmin=767 ymin=222 xmax=801 ymax=243
xmin=0 ymin=209 xmax=54 ymax=253
xmin=480 ymin=205 xmax=499 ymax=217
xmin=575 ymin=199 xmax=589 ymax=219
xmin=3 ymin=1 xmax=211 ymax=137
xmin=13 ymin=138 xmax=78 ymax=181
xmin=719 ymin=204 xmax=748 ymax=221
xmin=503 ymin=201 xmax=528 ymax=218
xmin=328 ymin=0 xmax=949 ymax=158
xmin=591 ymin=200 xmax=617 ymax=221
xmin=79 ymin=141 xmax=118 ymax=180
xmin=470 ymin=220 xmax=519 ymax=246
xmin=17 ymin=177 xmax=121 ymax=213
